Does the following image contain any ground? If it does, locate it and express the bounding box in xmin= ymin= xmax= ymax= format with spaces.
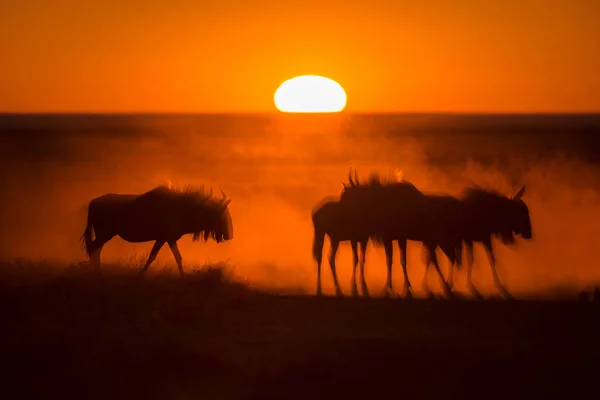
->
xmin=0 ymin=259 xmax=599 ymax=399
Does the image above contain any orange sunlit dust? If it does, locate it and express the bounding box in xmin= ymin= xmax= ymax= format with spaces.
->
xmin=274 ymin=75 xmax=347 ymax=113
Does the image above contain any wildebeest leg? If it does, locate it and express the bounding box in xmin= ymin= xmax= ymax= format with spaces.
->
xmin=429 ymin=250 xmax=452 ymax=298
xmin=445 ymin=248 xmax=455 ymax=290
xmin=89 ymin=234 xmax=114 ymax=272
xmin=316 ymin=254 xmax=322 ymax=297
xmin=89 ymin=243 xmax=104 ymax=271
xmin=168 ymin=240 xmax=184 ymax=277
xmin=482 ymin=237 xmax=512 ymax=299
xmin=314 ymin=230 xmax=325 ymax=296
xmin=440 ymin=242 xmax=458 ymax=291
xmin=140 ymin=240 xmax=165 ymax=274
xmin=465 ymin=240 xmax=474 ymax=287
xmin=421 ymin=244 xmax=434 ymax=298
xmin=328 ymin=239 xmax=343 ymax=297
xmin=464 ymin=240 xmax=483 ymax=300
xmin=398 ymin=239 xmax=411 ymax=298
xmin=482 ymin=237 xmax=499 ymax=285
xmin=383 ymin=240 xmax=394 ymax=297
xmin=359 ymin=240 xmax=369 ymax=297
xmin=350 ymin=240 xmax=359 ymax=297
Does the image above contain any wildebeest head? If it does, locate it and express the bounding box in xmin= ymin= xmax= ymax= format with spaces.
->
xmin=508 ymin=185 xmax=532 ymax=240
xmin=462 ymin=185 xmax=532 ymax=242
xmin=187 ymin=188 xmax=233 ymax=243
xmin=213 ymin=190 xmax=234 ymax=243
xmin=340 ymin=168 xmax=368 ymax=203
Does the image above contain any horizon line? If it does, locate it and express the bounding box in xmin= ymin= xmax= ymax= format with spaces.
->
xmin=2 ymin=111 xmax=600 ymax=116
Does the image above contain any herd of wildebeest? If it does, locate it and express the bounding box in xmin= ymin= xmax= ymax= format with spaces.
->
xmin=80 ymin=168 xmax=532 ymax=299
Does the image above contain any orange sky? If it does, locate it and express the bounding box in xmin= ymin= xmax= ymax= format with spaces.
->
xmin=1 ymin=0 xmax=599 ymax=113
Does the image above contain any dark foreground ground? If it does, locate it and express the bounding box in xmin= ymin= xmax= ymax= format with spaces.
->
xmin=1 ymin=260 xmax=599 ymax=399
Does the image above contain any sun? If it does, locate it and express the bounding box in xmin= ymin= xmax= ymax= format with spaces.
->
xmin=274 ymin=75 xmax=347 ymax=113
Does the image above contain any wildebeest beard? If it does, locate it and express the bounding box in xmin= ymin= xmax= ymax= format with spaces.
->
xmin=192 ymin=229 xmax=217 ymax=242
xmin=498 ymin=229 xmax=516 ymax=245
xmin=189 ymin=210 xmax=231 ymax=243
xmin=191 ymin=226 xmax=227 ymax=243
xmin=184 ymin=193 xmax=232 ymax=243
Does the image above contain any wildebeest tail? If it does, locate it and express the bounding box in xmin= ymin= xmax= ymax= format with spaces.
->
xmin=80 ymin=203 xmax=94 ymax=257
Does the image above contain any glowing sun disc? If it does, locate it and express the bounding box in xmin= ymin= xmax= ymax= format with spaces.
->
xmin=274 ymin=75 xmax=347 ymax=113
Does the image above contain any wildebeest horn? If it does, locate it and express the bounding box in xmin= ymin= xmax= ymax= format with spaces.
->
xmin=220 ymin=189 xmax=229 ymax=203
xmin=219 ymin=189 xmax=231 ymax=208
xmin=354 ymin=169 xmax=359 ymax=185
xmin=513 ymin=185 xmax=526 ymax=200
xmin=348 ymin=169 xmax=355 ymax=186
xmin=206 ymin=187 xmax=213 ymax=199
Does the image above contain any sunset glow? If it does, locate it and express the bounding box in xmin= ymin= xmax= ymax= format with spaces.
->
xmin=1 ymin=2 xmax=599 ymax=112
xmin=274 ymin=76 xmax=347 ymax=113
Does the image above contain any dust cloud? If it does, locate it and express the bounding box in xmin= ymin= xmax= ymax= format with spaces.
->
xmin=1 ymin=114 xmax=600 ymax=297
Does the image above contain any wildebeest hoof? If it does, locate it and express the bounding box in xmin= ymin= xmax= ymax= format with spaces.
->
xmin=501 ymin=290 xmax=514 ymax=301
xmin=468 ymin=285 xmax=484 ymax=301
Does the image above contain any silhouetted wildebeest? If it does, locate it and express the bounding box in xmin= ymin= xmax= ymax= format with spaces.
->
xmin=340 ymin=170 xmax=462 ymax=298
xmin=80 ymin=185 xmax=233 ymax=275
xmin=311 ymin=197 xmax=370 ymax=297
xmin=340 ymin=169 xmax=532 ymax=299
xmin=445 ymin=185 xmax=532 ymax=298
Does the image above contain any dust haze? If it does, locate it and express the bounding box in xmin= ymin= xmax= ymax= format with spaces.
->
xmin=1 ymin=114 xmax=599 ymax=297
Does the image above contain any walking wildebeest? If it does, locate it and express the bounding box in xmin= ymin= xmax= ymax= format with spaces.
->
xmin=339 ymin=170 xmax=462 ymax=298
xmin=80 ymin=185 xmax=233 ymax=275
xmin=445 ymin=185 xmax=532 ymax=298
xmin=312 ymin=196 xmax=370 ymax=297
xmin=340 ymin=169 xmax=532 ymax=299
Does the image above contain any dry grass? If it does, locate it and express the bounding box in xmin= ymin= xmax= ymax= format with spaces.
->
xmin=0 ymin=257 xmax=599 ymax=399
